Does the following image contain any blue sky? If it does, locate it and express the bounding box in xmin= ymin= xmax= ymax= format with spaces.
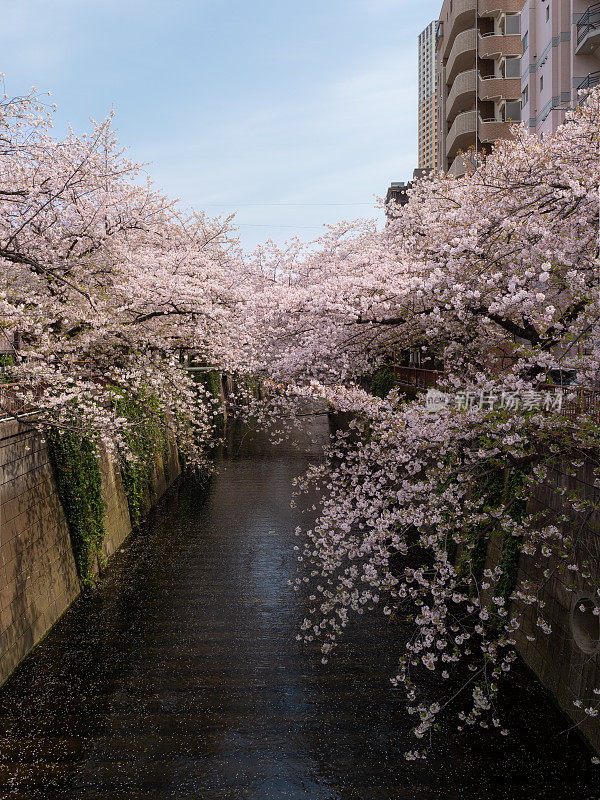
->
xmin=1 ymin=0 xmax=440 ymax=251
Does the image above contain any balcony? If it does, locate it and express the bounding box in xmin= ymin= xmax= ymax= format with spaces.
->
xmin=577 ymin=70 xmax=600 ymax=103
xmin=478 ymin=74 xmax=521 ymax=100
xmin=478 ymin=32 xmax=522 ymax=58
xmin=445 ymin=0 xmax=477 ymax=50
xmin=448 ymin=155 xmax=470 ymax=176
xmin=447 ymin=69 xmax=477 ymax=121
xmin=576 ymin=3 xmax=600 ymax=55
xmin=446 ymin=110 xmax=477 ymax=158
xmin=446 ymin=29 xmax=476 ymax=84
xmin=478 ymin=116 xmax=517 ymax=142
xmin=478 ymin=0 xmax=526 ymax=15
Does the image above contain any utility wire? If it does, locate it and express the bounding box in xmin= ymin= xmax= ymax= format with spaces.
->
xmin=199 ymin=202 xmax=375 ymax=207
xmin=236 ymin=223 xmax=326 ymax=229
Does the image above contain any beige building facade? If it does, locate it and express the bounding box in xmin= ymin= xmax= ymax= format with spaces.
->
xmin=418 ymin=21 xmax=440 ymax=170
xmin=435 ymin=0 xmax=526 ymax=175
xmin=433 ymin=0 xmax=600 ymax=169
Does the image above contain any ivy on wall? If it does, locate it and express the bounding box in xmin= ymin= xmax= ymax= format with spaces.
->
xmin=242 ymin=374 xmax=262 ymax=400
xmin=113 ymin=391 xmax=170 ymax=528
xmin=494 ymin=467 xmax=529 ymax=607
xmin=47 ymin=390 xmax=181 ymax=584
xmin=204 ymin=369 xmax=223 ymax=401
xmin=192 ymin=369 xmax=225 ymax=433
xmin=47 ymin=430 xmax=106 ymax=585
xmin=455 ymin=464 xmax=530 ymax=629
xmin=457 ymin=467 xmax=507 ymax=590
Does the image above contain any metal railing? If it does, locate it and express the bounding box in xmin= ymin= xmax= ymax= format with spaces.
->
xmin=392 ymin=365 xmax=448 ymax=390
xmin=3 ymin=369 xmax=600 ymax=425
xmin=578 ymin=70 xmax=600 ymax=92
xmin=0 ymin=363 xmax=98 ymax=419
xmin=577 ymin=2 xmax=600 ymax=45
xmin=0 ymin=383 xmax=39 ymax=418
xmin=541 ymin=384 xmax=600 ymax=423
xmin=391 ymin=368 xmax=600 ymax=422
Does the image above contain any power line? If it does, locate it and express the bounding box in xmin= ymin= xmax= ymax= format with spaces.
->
xmin=199 ymin=202 xmax=375 ymax=207
xmin=237 ymin=223 xmax=326 ymax=229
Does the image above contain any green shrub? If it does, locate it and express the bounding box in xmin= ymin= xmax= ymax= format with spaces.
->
xmin=371 ymin=365 xmax=395 ymax=398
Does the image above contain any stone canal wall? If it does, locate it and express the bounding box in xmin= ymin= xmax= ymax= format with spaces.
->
xmin=0 ymin=417 xmax=180 ymax=686
xmin=479 ymin=460 xmax=600 ymax=751
xmin=514 ymin=460 xmax=600 ymax=752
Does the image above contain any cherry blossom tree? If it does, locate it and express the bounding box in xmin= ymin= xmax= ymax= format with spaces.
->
xmin=4 ymin=77 xmax=600 ymax=756
xmin=0 ymin=87 xmax=250 ymax=464
xmin=241 ymin=88 xmax=600 ymax=755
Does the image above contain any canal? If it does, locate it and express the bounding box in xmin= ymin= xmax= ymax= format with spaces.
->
xmin=0 ymin=419 xmax=599 ymax=799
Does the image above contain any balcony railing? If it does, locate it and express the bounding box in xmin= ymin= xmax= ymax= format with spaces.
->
xmin=578 ymin=70 xmax=600 ymax=92
xmin=577 ymin=2 xmax=600 ymax=45
xmin=391 ymin=370 xmax=600 ymax=422
xmin=478 ymin=0 xmax=526 ymax=14
xmin=477 ymin=32 xmax=521 ymax=58
xmin=478 ymin=73 xmax=521 ymax=101
xmin=448 ymin=154 xmax=470 ymax=176
xmin=446 ymin=29 xmax=476 ymax=83
xmin=447 ymin=69 xmax=477 ymax=120
xmin=0 ymin=383 xmax=39 ymax=418
xmin=541 ymin=384 xmax=600 ymax=423
xmin=446 ymin=110 xmax=477 ymax=157
xmin=393 ymin=366 xmax=448 ymax=390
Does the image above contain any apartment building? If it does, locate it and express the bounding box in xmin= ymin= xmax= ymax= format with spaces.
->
xmin=435 ymin=0 xmax=526 ymax=175
xmin=418 ymin=21 xmax=440 ymax=170
xmin=520 ymin=0 xmax=600 ymax=133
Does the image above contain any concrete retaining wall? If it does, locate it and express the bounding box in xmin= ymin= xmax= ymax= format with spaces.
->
xmin=515 ymin=460 xmax=600 ymax=751
xmin=484 ymin=460 xmax=600 ymax=750
xmin=0 ymin=417 xmax=180 ymax=686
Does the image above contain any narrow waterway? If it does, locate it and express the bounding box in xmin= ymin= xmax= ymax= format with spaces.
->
xmin=0 ymin=419 xmax=599 ymax=800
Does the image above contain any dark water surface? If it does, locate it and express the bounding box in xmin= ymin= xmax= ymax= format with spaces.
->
xmin=1 ymin=420 xmax=600 ymax=799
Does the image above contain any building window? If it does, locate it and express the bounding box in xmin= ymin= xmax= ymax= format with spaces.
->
xmin=505 ymin=100 xmax=521 ymax=121
xmin=450 ymin=0 xmax=453 ymax=11
xmin=546 ymin=4 xmax=549 ymax=21
xmin=522 ymin=31 xmax=528 ymax=53
xmin=522 ymin=84 xmax=529 ymax=106
xmin=505 ymin=14 xmax=520 ymax=34
xmin=505 ymin=56 xmax=521 ymax=78
xmin=540 ymin=74 xmax=544 ymax=90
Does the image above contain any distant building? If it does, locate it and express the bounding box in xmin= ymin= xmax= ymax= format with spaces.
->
xmin=520 ymin=0 xmax=600 ymax=134
xmin=385 ymin=181 xmax=411 ymax=208
xmin=418 ymin=21 xmax=440 ymax=170
xmin=385 ymin=169 xmax=432 ymax=218
xmin=435 ymin=0 xmax=526 ymax=176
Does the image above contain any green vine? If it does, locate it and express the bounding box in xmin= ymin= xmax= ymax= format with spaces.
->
xmin=494 ymin=466 xmax=529 ymax=606
xmin=47 ymin=430 xmax=106 ymax=586
xmin=113 ymin=391 xmax=170 ymax=528
xmin=194 ymin=369 xmax=225 ymax=432
xmin=455 ymin=464 xmax=528 ymax=609
xmin=456 ymin=467 xmax=506 ymax=589
xmin=205 ymin=369 xmax=223 ymax=400
xmin=242 ymin=374 xmax=262 ymax=400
